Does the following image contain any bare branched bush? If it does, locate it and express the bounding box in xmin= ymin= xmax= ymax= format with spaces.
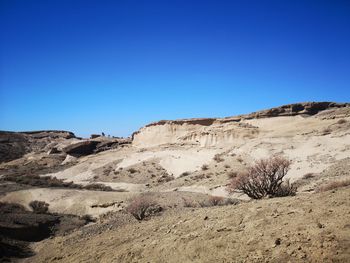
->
xmin=126 ymin=196 xmax=161 ymax=220
xmin=228 ymin=156 xmax=294 ymax=199
xmin=316 ymin=179 xmax=350 ymax=192
xmin=273 ymin=179 xmax=297 ymax=197
xmin=29 ymin=200 xmax=49 ymax=214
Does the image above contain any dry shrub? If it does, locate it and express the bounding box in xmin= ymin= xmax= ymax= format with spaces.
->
xmin=201 ymin=164 xmax=209 ymax=171
xmin=273 ymin=179 xmax=297 ymax=197
xmin=213 ymin=154 xmax=224 ymax=163
xmin=183 ymin=197 xmax=197 ymax=208
xmin=316 ymin=179 xmax=350 ymax=192
xmin=180 ymin=171 xmax=190 ymax=177
xmin=208 ymin=196 xmax=224 ymax=206
xmin=227 ymin=171 xmax=238 ymax=179
xmin=126 ymin=196 xmax=162 ymax=220
xmin=84 ymin=183 xmax=114 ymax=191
xmin=224 ymin=164 xmax=231 ymax=169
xmin=29 ymin=200 xmax=49 ymax=214
xmin=302 ymin=173 xmax=315 ymax=179
xmin=337 ymin=119 xmax=347 ymax=124
xmin=322 ymin=127 xmax=332 ymax=134
xmin=228 ymin=156 xmax=295 ymax=199
xmin=127 ymin=168 xmax=138 ymax=174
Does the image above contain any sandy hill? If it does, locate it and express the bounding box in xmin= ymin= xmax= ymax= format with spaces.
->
xmin=0 ymin=101 xmax=349 ymax=262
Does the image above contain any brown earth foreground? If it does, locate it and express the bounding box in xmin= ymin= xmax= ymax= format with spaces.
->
xmin=26 ymin=187 xmax=350 ymax=263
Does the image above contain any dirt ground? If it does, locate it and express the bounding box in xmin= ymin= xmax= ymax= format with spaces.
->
xmin=24 ymin=187 xmax=350 ymax=263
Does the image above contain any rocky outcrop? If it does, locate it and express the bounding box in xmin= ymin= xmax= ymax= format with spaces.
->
xmin=0 ymin=130 xmax=77 ymax=163
xmin=62 ymin=141 xmax=100 ymax=157
xmin=132 ymin=102 xmax=349 ymax=147
xmin=63 ymin=138 xmax=131 ymax=157
xmin=242 ymin=102 xmax=349 ymax=119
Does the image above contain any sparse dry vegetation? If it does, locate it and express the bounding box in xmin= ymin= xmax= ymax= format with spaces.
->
xmin=227 ymin=171 xmax=237 ymax=179
xmin=84 ymin=183 xmax=114 ymax=191
xmin=208 ymin=196 xmax=224 ymax=206
xmin=213 ymin=154 xmax=224 ymax=162
xmin=316 ymin=179 xmax=350 ymax=192
xmin=126 ymin=196 xmax=162 ymax=220
xmin=337 ymin=118 xmax=347 ymax=124
xmin=201 ymin=164 xmax=209 ymax=170
xmin=29 ymin=200 xmax=49 ymax=214
xmin=228 ymin=156 xmax=295 ymax=199
xmin=302 ymin=173 xmax=315 ymax=179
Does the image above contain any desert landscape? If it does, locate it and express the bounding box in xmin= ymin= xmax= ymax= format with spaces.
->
xmin=1 ymin=102 xmax=350 ymax=262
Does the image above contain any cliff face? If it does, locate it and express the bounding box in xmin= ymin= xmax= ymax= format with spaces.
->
xmin=132 ymin=102 xmax=349 ymax=147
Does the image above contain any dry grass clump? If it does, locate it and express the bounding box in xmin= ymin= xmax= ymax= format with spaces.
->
xmin=200 ymin=196 xmax=239 ymax=207
xmin=228 ymin=156 xmax=296 ymax=199
xmin=126 ymin=195 xmax=162 ymax=220
xmin=127 ymin=168 xmax=138 ymax=174
xmin=182 ymin=197 xmax=197 ymax=208
xmin=322 ymin=127 xmax=332 ymax=134
xmin=201 ymin=164 xmax=209 ymax=171
xmin=29 ymin=200 xmax=49 ymax=214
xmin=316 ymin=179 xmax=350 ymax=192
xmin=84 ymin=183 xmax=114 ymax=191
xmin=208 ymin=196 xmax=224 ymax=206
xmin=302 ymin=173 xmax=315 ymax=179
xmin=337 ymin=118 xmax=347 ymax=124
xmin=180 ymin=171 xmax=191 ymax=177
xmin=213 ymin=154 xmax=224 ymax=163
xmin=227 ymin=171 xmax=238 ymax=179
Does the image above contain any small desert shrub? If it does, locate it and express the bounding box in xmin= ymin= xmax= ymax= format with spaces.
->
xmin=316 ymin=179 xmax=350 ymax=192
xmin=302 ymin=173 xmax=315 ymax=179
xmin=224 ymin=164 xmax=231 ymax=169
xmin=84 ymin=183 xmax=114 ymax=191
xmin=183 ymin=198 xmax=197 ymax=208
xmin=273 ymin=180 xmax=297 ymax=197
xmin=180 ymin=171 xmax=190 ymax=177
xmin=213 ymin=154 xmax=224 ymax=163
xmin=127 ymin=168 xmax=138 ymax=174
xmin=201 ymin=164 xmax=209 ymax=171
xmin=237 ymin=156 xmax=243 ymax=163
xmin=228 ymin=156 xmax=294 ymax=199
xmin=29 ymin=200 xmax=49 ymax=214
xmin=208 ymin=196 xmax=224 ymax=206
xmin=126 ymin=196 xmax=161 ymax=220
xmin=337 ymin=119 xmax=347 ymax=124
xmin=227 ymin=171 xmax=238 ymax=179
xmin=322 ymin=127 xmax=332 ymax=134
xmin=157 ymin=174 xmax=174 ymax=183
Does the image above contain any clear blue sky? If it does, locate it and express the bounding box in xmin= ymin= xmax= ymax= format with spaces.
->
xmin=1 ymin=0 xmax=349 ymax=137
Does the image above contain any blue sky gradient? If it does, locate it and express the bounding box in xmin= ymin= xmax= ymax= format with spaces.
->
xmin=1 ymin=0 xmax=350 ymax=137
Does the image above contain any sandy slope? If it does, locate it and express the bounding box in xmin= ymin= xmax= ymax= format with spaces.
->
xmin=25 ymin=187 xmax=350 ymax=263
